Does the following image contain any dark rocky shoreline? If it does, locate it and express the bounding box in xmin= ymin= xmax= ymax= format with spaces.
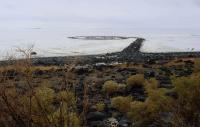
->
xmin=33 ymin=37 xmax=200 ymax=66
xmin=1 ymin=37 xmax=200 ymax=66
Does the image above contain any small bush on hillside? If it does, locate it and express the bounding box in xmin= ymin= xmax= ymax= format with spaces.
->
xmin=57 ymin=90 xmax=76 ymax=108
xmin=33 ymin=87 xmax=56 ymax=125
xmin=117 ymin=83 xmax=127 ymax=92
xmin=144 ymin=78 xmax=158 ymax=92
xmin=194 ymin=58 xmax=200 ymax=73
xmin=34 ymin=86 xmax=55 ymax=108
xmin=19 ymin=87 xmax=80 ymax=127
xmin=127 ymin=74 xmax=145 ymax=89
xmin=111 ymin=96 xmax=132 ymax=113
xmin=96 ymin=102 xmax=105 ymax=112
xmin=172 ymin=75 xmax=200 ymax=127
xmin=127 ymin=101 xmax=146 ymax=126
xmin=127 ymin=79 xmax=172 ymax=127
xmin=52 ymin=108 xmax=80 ymax=127
xmin=102 ymin=80 xmax=119 ymax=95
xmin=0 ymin=49 xmax=81 ymax=127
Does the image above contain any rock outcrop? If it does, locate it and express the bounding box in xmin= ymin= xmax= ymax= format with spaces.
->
xmin=121 ymin=38 xmax=145 ymax=54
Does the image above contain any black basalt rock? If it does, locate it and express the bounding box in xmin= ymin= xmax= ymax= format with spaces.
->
xmin=121 ymin=38 xmax=145 ymax=54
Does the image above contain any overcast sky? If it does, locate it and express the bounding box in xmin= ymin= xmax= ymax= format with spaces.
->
xmin=0 ymin=0 xmax=200 ymax=31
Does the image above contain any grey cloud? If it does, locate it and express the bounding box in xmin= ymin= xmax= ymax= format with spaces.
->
xmin=193 ymin=0 xmax=200 ymax=6
xmin=0 ymin=0 xmax=200 ymax=30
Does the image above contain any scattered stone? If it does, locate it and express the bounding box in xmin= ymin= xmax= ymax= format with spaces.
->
xmin=143 ymin=64 xmax=152 ymax=68
xmin=156 ymin=60 xmax=169 ymax=65
xmin=159 ymin=112 xmax=173 ymax=125
xmin=119 ymin=118 xmax=131 ymax=127
xmin=184 ymin=60 xmax=194 ymax=65
xmin=104 ymin=117 xmax=119 ymax=127
xmin=87 ymin=112 xmax=106 ymax=121
xmin=166 ymin=91 xmax=178 ymax=99
xmin=34 ymin=69 xmax=44 ymax=76
xmin=156 ymin=75 xmax=173 ymax=89
xmin=144 ymin=70 xmax=156 ymax=78
xmin=94 ymin=63 xmax=107 ymax=71
xmin=146 ymin=59 xmax=156 ymax=65
xmin=89 ymin=121 xmax=104 ymax=127
xmin=2 ymin=69 xmax=18 ymax=79
xmin=158 ymin=83 xmax=174 ymax=89
xmin=74 ymin=65 xmax=92 ymax=75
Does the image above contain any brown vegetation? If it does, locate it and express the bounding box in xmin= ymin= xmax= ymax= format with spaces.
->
xmin=127 ymin=74 xmax=145 ymax=88
xmin=0 ymin=47 xmax=81 ymax=127
xmin=111 ymin=96 xmax=132 ymax=113
xmin=0 ymin=49 xmax=200 ymax=127
xmin=102 ymin=80 xmax=120 ymax=96
xmin=172 ymin=74 xmax=200 ymax=127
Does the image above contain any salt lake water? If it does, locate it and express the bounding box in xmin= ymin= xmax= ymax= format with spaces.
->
xmin=0 ymin=22 xmax=200 ymax=60
xmin=140 ymin=33 xmax=200 ymax=53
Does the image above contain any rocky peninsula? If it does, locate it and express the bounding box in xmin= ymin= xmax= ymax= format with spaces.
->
xmin=27 ymin=36 xmax=200 ymax=66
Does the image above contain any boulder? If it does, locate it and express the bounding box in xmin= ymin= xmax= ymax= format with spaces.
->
xmin=34 ymin=69 xmax=44 ymax=76
xmin=87 ymin=112 xmax=106 ymax=121
xmin=2 ymin=69 xmax=18 ymax=79
xmin=74 ymin=65 xmax=92 ymax=75
xmin=104 ymin=117 xmax=119 ymax=127
xmin=184 ymin=60 xmax=194 ymax=65
xmin=119 ymin=118 xmax=131 ymax=127
xmin=144 ymin=70 xmax=156 ymax=78
xmin=158 ymin=83 xmax=174 ymax=89
xmin=89 ymin=121 xmax=104 ymax=127
xmin=165 ymin=91 xmax=178 ymax=99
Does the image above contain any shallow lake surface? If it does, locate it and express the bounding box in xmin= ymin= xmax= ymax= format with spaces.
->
xmin=0 ymin=25 xmax=200 ymax=60
xmin=141 ymin=34 xmax=200 ymax=53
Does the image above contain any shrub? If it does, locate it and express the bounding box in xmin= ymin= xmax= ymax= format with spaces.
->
xmin=17 ymin=86 xmax=56 ymax=126
xmin=127 ymin=101 xmax=146 ymax=126
xmin=102 ymin=80 xmax=119 ymax=95
xmin=127 ymin=74 xmax=145 ymax=89
xmin=118 ymin=83 xmax=126 ymax=90
xmin=194 ymin=58 xmax=200 ymax=73
xmin=144 ymin=78 xmax=158 ymax=92
xmin=147 ymin=89 xmax=172 ymax=112
xmin=52 ymin=90 xmax=80 ymax=127
xmin=0 ymin=49 xmax=81 ymax=127
xmin=111 ymin=96 xmax=132 ymax=113
xmin=52 ymin=110 xmax=80 ymax=127
xmin=127 ymin=87 xmax=172 ymax=127
xmin=19 ymin=88 xmax=80 ymax=127
xmin=57 ymin=90 xmax=76 ymax=108
xmin=96 ymin=102 xmax=105 ymax=112
xmin=33 ymin=86 xmax=55 ymax=112
xmin=172 ymin=75 xmax=200 ymax=127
